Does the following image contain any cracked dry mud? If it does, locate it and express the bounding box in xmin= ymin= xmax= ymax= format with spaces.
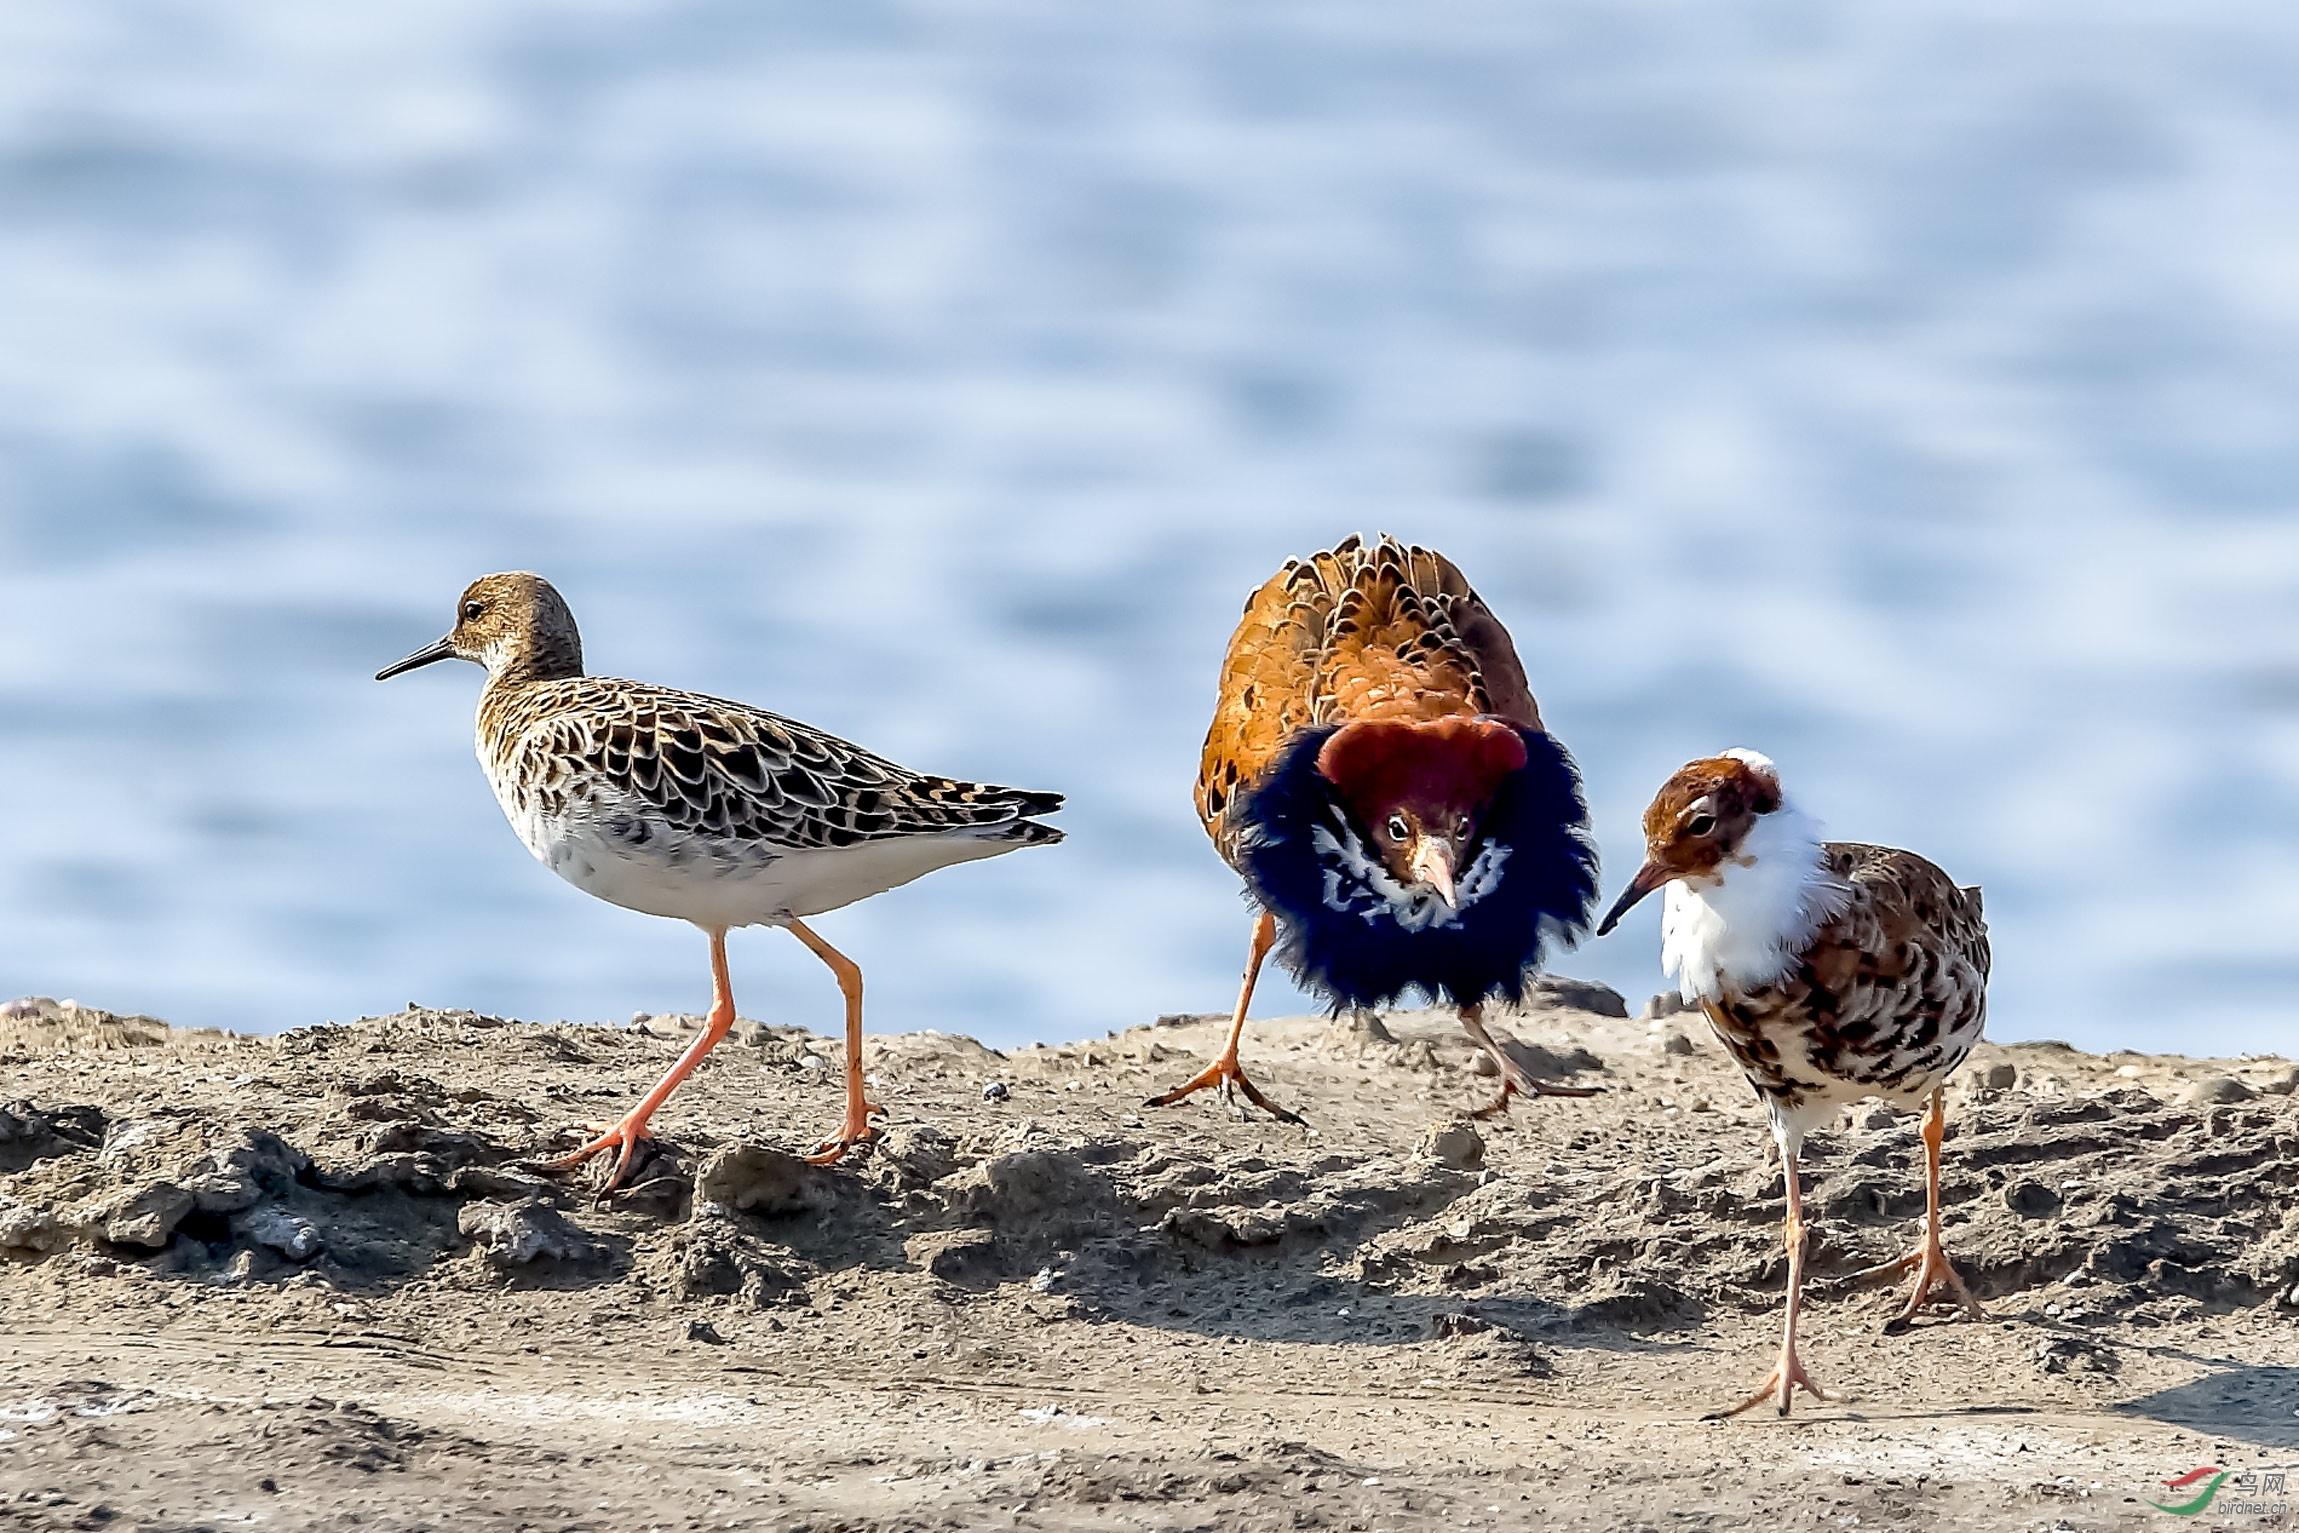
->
xmin=1 ymin=987 xmax=2294 ymax=1531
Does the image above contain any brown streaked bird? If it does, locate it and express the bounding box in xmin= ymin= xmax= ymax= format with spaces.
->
xmin=377 ymin=573 xmax=1063 ymax=1191
xmin=1148 ymin=533 xmax=1601 ymax=1124
xmin=1598 ymin=748 xmax=1990 ymax=1418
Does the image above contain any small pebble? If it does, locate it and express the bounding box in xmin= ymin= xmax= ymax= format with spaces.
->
xmin=981 ymin=1081 xmax=1012 ymax=1103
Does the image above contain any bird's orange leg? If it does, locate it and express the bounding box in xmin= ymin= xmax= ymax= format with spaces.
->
xmin=1459 ymin=1003 xmax=1600 ymax=1118
xmin=1850 ymin=1088 xmax=1986 ymax=1332
xmin=786 ymin=917 xmax=884 ymax=1165
xmin=1145 ymin=911 xmax=1304 ymax=1126
xmin=544 ymin=927 xmax=736 ymax=1194
xmin=1710 ymin=1140 xmax=1837 ymax=1419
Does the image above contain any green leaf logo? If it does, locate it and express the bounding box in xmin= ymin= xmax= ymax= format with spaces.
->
xmin=2148 ymin=1467 xmax=2229 ymax=1517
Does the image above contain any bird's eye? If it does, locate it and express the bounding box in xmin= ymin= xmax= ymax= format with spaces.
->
xmin=1686 ymin=812 xmax=1716 ymax=837
xmin=1453 ymin=815 xmax=1472 ymax=839
xmin=461 ymin=600 xmax=485 ymax=622
xmin=1385 ymin=814 xmax=1409 ymax=841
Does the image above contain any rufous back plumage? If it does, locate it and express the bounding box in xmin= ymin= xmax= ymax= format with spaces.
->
xmin=1196 ymin=533 xmax=1541 ymax=863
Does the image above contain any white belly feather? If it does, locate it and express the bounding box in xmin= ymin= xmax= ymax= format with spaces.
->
xmin=490 ymin=776 xmax=1019 ymax=928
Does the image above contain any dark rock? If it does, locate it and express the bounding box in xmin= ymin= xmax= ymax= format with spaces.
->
xmin=946 ymin=1149 xmax=1116 ymax=1240
xmin=238 ymin=1205 xmax=324 ymax=1262
xmin=0 ymin=1197 xmax=66 ymax=1253
xmin=1530 ymin=977 xmax=1630 ymax=1018
xmin=181 ymin=1131 xmax=306 ymax=1214
xmin=1418 ymin=1119 xmax=1485 ymax=1171
xmin=0 ymin=1101 xmax=106 ymax=1171
xmin=457 ymin=1198 xmax=593 ymax=1267
xmin=93 ymin=1183 xmax=195 ymax=1248
xmin=2037 ymin=1335 xmax=2119 ymax=1375
xmin=663 ymin=1215 xmax=802 ymax=1306
xmin=693 ymin=1145 xmax=827 ymax=1218
xmin=871 ymin=1123 xmax=959 ymax=1193
xmin=448 ymin=1165 xmax=559 ymax=1201
xmin=922 ymin=1229 xmax=1004 ymax=1285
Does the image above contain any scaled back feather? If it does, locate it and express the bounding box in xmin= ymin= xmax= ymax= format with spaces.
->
xmin=1197 ymin=533 xmax=1542 ymax=864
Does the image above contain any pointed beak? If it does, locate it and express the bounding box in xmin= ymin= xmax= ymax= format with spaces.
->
xmin=375 ymin=634 xmax=457 ymax=681
xmin=1596 ymin=859 xmax=1672 ymax=937
xmin=1409 ymin=837 xmax=1458 ymax=910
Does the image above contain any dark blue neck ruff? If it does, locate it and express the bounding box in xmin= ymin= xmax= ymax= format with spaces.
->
xmin=1233 ymin=723 xmax=1599 ymax=1012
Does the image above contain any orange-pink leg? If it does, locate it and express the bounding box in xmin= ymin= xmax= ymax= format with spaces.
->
xmin=1144 ymin=911 xmax=1304 ymax=1126
xmin=545 ymin=927 xmax=736 ymax=1194
xmin=1850 ymin=1088 xmax=1986 ymax=1332
xmin=786 ymin=917 xmax=884 ymax=1165
xmin=1711 ymin=1141 xmax=1837 ymax=1419
xmin=1459 ymin=1003 xmax=1600 ymax=1119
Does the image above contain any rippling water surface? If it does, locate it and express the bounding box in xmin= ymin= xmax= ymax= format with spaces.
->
xmin=2 ymin=3 xmax=2295 ymax=1052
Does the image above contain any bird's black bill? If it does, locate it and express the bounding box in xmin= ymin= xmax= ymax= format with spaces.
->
xmin=375 ymin=635 xmax=457 ymax=681
xmin=1596 ymin=860 xmax=1670 ymax=937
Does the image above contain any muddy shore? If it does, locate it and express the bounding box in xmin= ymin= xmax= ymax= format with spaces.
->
xmin=2 ymin=987 xmax=2294 ymax=1531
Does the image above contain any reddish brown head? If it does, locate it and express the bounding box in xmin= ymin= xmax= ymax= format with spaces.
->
xmin=1596 ymin=749 xmax=1783 ymax=935
xmin=1315 ymin=717 xmax=1529 ymax=907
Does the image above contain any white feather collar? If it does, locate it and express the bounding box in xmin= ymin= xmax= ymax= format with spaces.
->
xmin=1661 ymin=796 xmax=1849 ymax=1003
xmin=1311 ymin=812 xmax=1510 ymax=932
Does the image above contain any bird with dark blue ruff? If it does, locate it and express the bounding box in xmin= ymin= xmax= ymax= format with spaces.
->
xmin=1148 ymin=534 xmax=1602 ymax=1124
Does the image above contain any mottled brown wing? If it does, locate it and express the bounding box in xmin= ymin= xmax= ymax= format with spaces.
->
xmin=1391 ymin=541 xmax=1543 ymax=731
xmin=492 ymin=678 xmax=1062 ymax=852
xmin=1700 ymin=844 xmax=1989 ymax=1109
xmin=1786 ymin=844 xmax=1989 ymax=1091
xmin=1824 ymin=844 xmax=1992 ymax=983
xmin=1194 ymin=544 xmax=1354 ymax=860
xmin=1194 ymin=533 xmax=1542 ymax=864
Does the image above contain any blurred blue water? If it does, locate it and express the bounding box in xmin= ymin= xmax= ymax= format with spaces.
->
xmin=1 ymin=2 xmax=2294 ymax=1054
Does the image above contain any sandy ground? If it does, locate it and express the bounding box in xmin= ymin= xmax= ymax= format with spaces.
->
xmin=1 ymin=985 xmax=2295 ymax=1532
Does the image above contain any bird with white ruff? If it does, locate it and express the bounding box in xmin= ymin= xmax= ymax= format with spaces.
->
xmin=1598 ymin=748 xmax=1990 ymax=1418
xmin=377 ymin=572 xmax=1063 ymax=1191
